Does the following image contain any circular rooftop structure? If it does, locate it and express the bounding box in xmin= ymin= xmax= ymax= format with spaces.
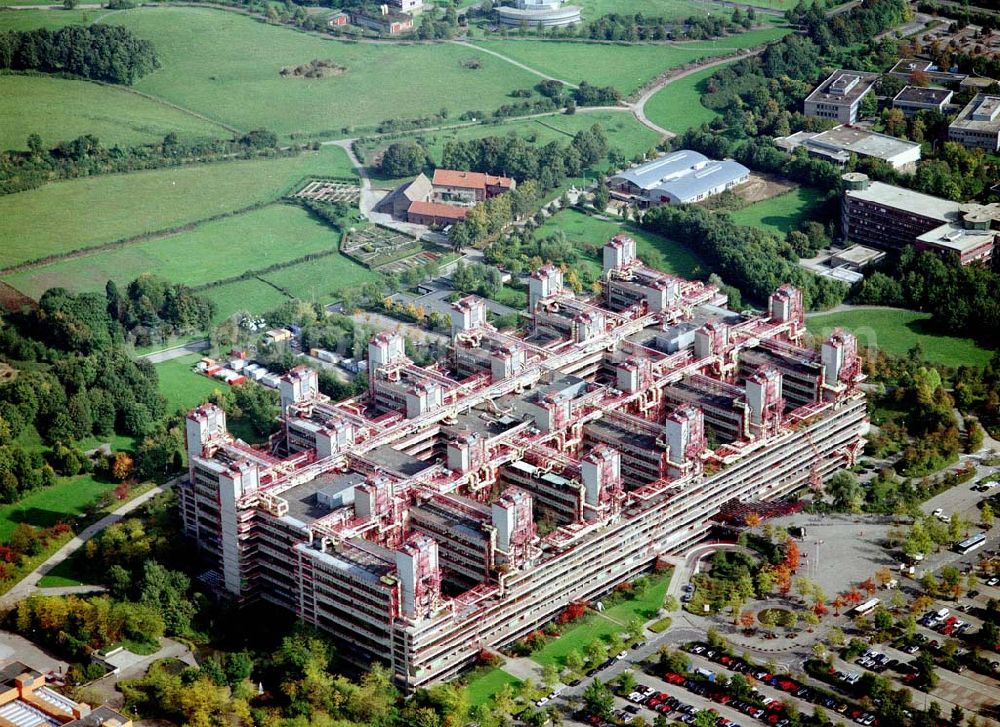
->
xmin=497 ymin=0 xmax=581 ymax=27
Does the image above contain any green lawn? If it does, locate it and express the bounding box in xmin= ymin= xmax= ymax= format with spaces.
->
xmin=155 ymin=353 xmax=226 ymax=415
xmin=0 ymin=8 xmax=106 ymax=30
xmin=538 ymin=208 xmax=704 ymax=279
xmin=203 ymin=279 xmax=291 ymax=321
xmin=806 ymin=309 xmax=995 ymax=369
xmin=644 ymin=63 xmax=727 ymax=134
xmin=465 ymin=668 xmax=522 ymax=708
xmin=6 ymin=203 xmax=351 ymax=299
xmin=573 ymin=0 xmax=714 ymax=19
xmin=0 ymin=75 xmax=231 ymax=152
xmin=529 ymin=571 xmax=671 ymax=668
xmin=470 ymin=27 xmax=791 ymax=94
xmin=0 ymin=145 xmax=353 ymax=271
xmin=728 ymin=186 xmax=824 ymax=236
xmin=260 ymin=253 xmax=379 ymax=307
xmin=101 ymin=7 xmax=541 ymax=139
xmin=0 ymin=473 xmax=118 ymax=540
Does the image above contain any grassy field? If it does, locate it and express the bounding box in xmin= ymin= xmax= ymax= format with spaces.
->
xmin=530 ymin=571 xmax=670 ymax=668
xmin=465 ymin=668 xmax=522 ymax=708
xmin=538 ymin=209 xmax=704 ymax=279
xmin=259 ymin=253 xmax=379 ymax=306
xmin=728 ymin=186 xmax=824 ymax=236
xmin=5 ymin=203 xmax=351 ymax=299
xmin=0 ymin=473 xmax=118 ymax=541
xmin=203 ymin=279 xmax=291 ymax=321
xmin=155 ymin=353 xmax=226 ymax=414
xmin=0 ymin=145 xmax=353 ymax=271
xmin=574 ymin=0 xmax=713 ymax=18
xmin=0 ymin=75 xmax=232 ymax=152
xmin=102 ymin=7 xmax=541 ymax=138
xmin=471 ymin=27 xmax=790 ymax=94
xmin=806 ymin=308 xmax=995 ymax=369
xmin=0 ymin=7 xmax=108 ymax=30
xmin=644 ymin=63 xmax=726 ymax=134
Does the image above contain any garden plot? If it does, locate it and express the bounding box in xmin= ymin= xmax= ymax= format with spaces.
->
xmin=341 ymin=225 xmax=421 ymax=267
xmin=292 ymin=178 xmax=361 ymax=204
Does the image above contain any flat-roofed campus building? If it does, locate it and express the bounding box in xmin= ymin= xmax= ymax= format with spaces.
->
xmin=841 ymin=172 xmax=1000 ymax=266
xmin=804 ymin=70 xmax=878 ymax=124
xmin=180 ymin=233 xmax=870 ymax=692
xmin=609 ymin=151 xmax=750 ymax=206
xmin=892 ymin=85 xmax=953 ymax=116
xmin=0 ymin=661 xmax=131 ymax=727
xmin=887 ymin=58 xmax=967 ymax=87
xmin=775 ymin=125 xmax=921 ymax=172
xmin=948 ymin=94 xmax=1000 ymax=152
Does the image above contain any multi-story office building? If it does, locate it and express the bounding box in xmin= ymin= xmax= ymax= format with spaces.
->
xmin=179 ymin=236 xmax=870 ymax=691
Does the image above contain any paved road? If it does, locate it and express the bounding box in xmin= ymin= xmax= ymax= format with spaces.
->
xmin=0 ymin=480 xmax=176 ymax=610
xmin=139 ymin=338 xmax=210 ymax=363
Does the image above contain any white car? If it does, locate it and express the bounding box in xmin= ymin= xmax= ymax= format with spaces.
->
xmin=616 ymin=650 xmax=629 ymax=660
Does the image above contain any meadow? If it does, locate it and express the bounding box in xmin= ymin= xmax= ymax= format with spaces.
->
xmin=0 ymin=75 xmax=230 ymax=151
xmin=0 ymin=7 xmax=109 ymax=30
xmin=203 ymin=279 xmax=292 ymax=321
xmin=806 ymin=308 xmax=995 ymax=369
xmin=6 ymin=203 xmax=348 ymax=299
xmin=643 ymin=63 xmax=726 ymax=134
xmin=728 ymin=186 xmax=824 ymax=236
xmin=0 ymin=473 xmax=119 ymax=541
xmin=155 ymin=353 xmax=227 ymax=414
xmin=258 ymin=253 xmax=379 ymax=306
xmin=573 ymin=0 xmax=713 ymax=19
xmin=465 ymin=668 xmax=522 ymax=708
xmin=470 ymin=26 xmax=790 ymax=94
xmin=0 ymin=145 xmax=354 ymax=270
xmin=102 ymin=7 xmax=541 ymax=138
xmin=538 ymin=208 xmax=704 ymax=279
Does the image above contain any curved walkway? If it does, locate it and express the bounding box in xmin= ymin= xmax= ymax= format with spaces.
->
xmin=0 ymin=480 xmax=176 ymax=610
xmin=804 ymin=303 xmax=920 ymax=319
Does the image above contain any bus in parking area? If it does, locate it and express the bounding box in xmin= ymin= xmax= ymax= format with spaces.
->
xmin=853 ymin=598 xmax=880 ymax=616
xmin=955 ymin=532 xmax=987 ymax=555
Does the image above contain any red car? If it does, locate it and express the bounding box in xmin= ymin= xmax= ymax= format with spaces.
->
xmin=665 ymin=672 xmax=685 ymax=685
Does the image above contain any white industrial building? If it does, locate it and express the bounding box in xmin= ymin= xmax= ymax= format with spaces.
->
xmin=609 ymin=151 xmax=750 ymax=206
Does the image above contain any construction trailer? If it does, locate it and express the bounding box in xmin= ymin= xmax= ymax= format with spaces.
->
xmin=179 ymin=235 xmax=868 ymax=691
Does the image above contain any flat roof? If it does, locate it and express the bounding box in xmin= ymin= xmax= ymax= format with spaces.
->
xmin=831 ymin=244 xmax=885 ymax=266
xmin=889 ymin=58 xmax=933 ymax=75
xmin=951 ymin=94 xmax=1000 ymax=132
xmin=916 ymin=222 xmax=997 ymax=253
xmin=893 ymin=86 xmax=952 ymax=105
xmin=808 ymin=125 xmax=921 ymax=161
xmin=846 ymin=180 xmax=961 ymax=221
xmin=281 ymin=471 xmax=363 ymax=524
xmin=805 ymin=69 xmax=878 ymax=106
xmin=367 ymin=445 xmax=434 ymax=477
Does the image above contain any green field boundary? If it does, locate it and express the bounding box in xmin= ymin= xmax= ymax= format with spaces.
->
xmin=0 ymin=198 xmax=278 ymax=279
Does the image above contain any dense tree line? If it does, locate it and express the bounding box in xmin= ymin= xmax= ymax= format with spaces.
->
xmin=1 ymin=129 xmax=286 ymax=196
xmin=441 ymin=123 xmax=609 ymax=189
xmin=577 ymin=7 xmax=757 ymax=42
xmin=0 ymin=25 xmax=159 ymax=84
xmin=787 ymin=0 xmax=910 ymax=52
xmin=640 ymin=203 xmax=847 ymax=309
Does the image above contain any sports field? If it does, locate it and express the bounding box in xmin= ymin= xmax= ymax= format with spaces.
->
xmin=728 ymin=186 xmax=824 ymax=236
xmin=471 ymin=27 xmax=790 ymax=94
xmin=102 ymin=7 xmax=541 ymax=138
xmin=643 ymin=63 xmax=726 ymax=134
xmin=806 ymin=308 xmax=995 ymax=369
xmin=0 ymin=145 xmax=354 ymax=270
xmin=537 ymin=209 xmax=703 ymax=279
xmin=0 ymin=75 xmax=230 ymax=151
